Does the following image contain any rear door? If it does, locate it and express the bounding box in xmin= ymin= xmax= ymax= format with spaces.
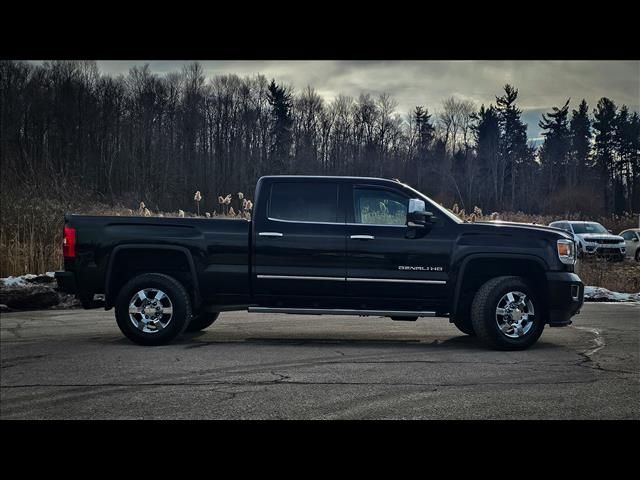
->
xmin=253 ymin=180 xmax=346 ymax=299
xmin=345 ymin=183 xmax=450 ymax=307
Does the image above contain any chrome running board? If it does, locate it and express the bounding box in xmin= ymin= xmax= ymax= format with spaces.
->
xmin=247 ymin=307 xmax=437 ymax=317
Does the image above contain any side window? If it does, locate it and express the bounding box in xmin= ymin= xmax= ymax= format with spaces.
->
xmin=563 ymin=223 xmax=573 ymax=233
xmin=269 ymin=182 xmax=339 ymax=223
xmin=353 ymin=187 xmax=408 ymax=226
xmin=622 ymin=231 xmax=635 ymax=241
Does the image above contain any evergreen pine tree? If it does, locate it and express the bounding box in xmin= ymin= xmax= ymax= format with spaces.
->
xmin=614 ymin=105 xmax=640 ymax=212
xmin=568 ymin=99 xmax=591 ymax=188
xmin=592 ymin=97 xmax=618 ymax=212
xmin=495 ymin=85 xmax=528 ymax=210
xmin=539 ymin=99 xmax=571 ymax=194
xmin=267 ymin=79 xmax=293 ymax=174
xmin=472 ymin=105 xmax=501 ymax=209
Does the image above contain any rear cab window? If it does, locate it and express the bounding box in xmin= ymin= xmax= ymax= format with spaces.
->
xmin=268 ymin=182 xmax=339 ymax=223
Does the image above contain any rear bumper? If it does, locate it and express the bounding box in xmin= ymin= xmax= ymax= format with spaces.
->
xmin=545 ymin=272 xmax=584 ymax=326
xmin=54 ymin=271 xmax=77 ymax=294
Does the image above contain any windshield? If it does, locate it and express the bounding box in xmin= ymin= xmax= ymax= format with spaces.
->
xmin=571 ymin=222 xmax=608 ymax=234
xmin=400 ymin=182 xmax=462 ymax=224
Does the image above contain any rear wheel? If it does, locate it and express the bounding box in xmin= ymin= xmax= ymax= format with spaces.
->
xmin=185 ymin=312 xmax=219 ymax=332
xmin=115 ymin=273 xmax=192 ymax=346
xmin=471 ymin=276 xmax=545 ymax=350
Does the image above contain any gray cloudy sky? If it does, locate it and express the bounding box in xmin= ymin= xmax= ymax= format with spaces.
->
xmin=96 ymin=60 xmax=639 ymax=143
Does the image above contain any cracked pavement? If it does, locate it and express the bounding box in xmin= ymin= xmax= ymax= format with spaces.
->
xmin=1 ymin=303 xmax=638 ymax=419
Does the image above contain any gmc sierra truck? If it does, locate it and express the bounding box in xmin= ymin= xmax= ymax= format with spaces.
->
xmin=55 ymin=176 xmax=584 ymax=350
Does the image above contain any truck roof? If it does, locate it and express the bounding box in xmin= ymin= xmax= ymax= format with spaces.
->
xmin=258 ymin=175 xmax=401 ymax=183
xmin=551 ymin=220 xmax=604 ymax=225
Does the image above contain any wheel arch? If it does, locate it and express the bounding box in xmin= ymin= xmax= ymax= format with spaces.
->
xmin=104 ymin=244 xmax=201 ymax=310
xmin=450 ymin=253 xmax=549 ymax=320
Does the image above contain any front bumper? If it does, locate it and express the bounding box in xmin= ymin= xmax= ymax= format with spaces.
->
xmin=545 ymin=272 xmax=584 ymax=326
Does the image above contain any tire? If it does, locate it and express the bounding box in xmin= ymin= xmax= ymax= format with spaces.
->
xmin=185 ymin=312 xmax=219 ymax=332
xmin=471 ymin=276 xmax=545 ymax=350
xmin=635 ymin=250 xmax=639 ymax=262
xmin=452 ymin=317 xmax=476 ymax=336
xmin=115 ymin=273 xmax=192 ymax=346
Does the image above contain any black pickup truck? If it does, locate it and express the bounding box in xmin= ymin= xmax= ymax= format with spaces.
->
xmin=56 ymin=175 xmax=584 ymax=350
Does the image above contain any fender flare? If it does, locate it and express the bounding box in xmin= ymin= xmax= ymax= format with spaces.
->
xmin=104 ymin=244 xmax=201 ymax=309
xmin=449 ymin=253 xmax=549 ymax=317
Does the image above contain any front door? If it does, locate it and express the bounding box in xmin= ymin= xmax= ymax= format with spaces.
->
xmin=345 ymin=184 xmax=450 ymax=309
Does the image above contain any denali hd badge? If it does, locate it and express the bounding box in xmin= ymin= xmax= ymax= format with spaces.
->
xmin=398 ymin=266 xmax=443 ymax=272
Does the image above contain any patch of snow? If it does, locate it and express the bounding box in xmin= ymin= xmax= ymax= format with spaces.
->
xmin=584 ymin=286 xmax=640 ymax=303
xmin=1 ymin=275 xmax=33 ymax=286
xmin=1 ymin=272 xmax=55 ymax=287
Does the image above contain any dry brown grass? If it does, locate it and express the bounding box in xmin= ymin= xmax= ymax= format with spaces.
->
xmin=575 ymin=257 xmax=640 ymax=293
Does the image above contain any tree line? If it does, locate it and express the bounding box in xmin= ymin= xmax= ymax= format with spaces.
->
xmin=1 ymin=60 xmax=638 ymax=216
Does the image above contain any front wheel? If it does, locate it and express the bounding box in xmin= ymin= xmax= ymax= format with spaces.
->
xmin=115 ymin=273 xmax=192 ymax=346
xmin=471 ymin=276 xmax=545 ymax=350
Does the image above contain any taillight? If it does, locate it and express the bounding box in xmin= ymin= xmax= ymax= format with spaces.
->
xmin=63 ymin=225 xmax=76 ymax=258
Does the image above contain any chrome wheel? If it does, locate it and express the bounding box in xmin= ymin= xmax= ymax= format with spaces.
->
xmin=128 ymin=288 xmax=173 ymax=334
xmin=495 ymin=291 xmax=535 ymax=338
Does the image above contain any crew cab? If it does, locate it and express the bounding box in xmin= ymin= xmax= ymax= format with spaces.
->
xmin=56 ymin=176 xmax=584 ymax=350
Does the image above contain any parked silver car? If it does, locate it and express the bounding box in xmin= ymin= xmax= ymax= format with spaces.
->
xmin=549 ymin=221 xmax=626 ymax=261
xmin=619 ymin=228 xmax=640 ymax=261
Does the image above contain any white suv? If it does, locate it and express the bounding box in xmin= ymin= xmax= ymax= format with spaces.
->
xmin=549 ymin=221 xmax=626 ymax=261
xmin=619 ymin=229 xmax=640 ymax=261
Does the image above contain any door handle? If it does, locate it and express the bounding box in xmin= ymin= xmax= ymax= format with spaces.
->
xmin=350 ymin=235 xmax=375 ymax=240
xmin=259 ymin=232 xmax=284 ymax=237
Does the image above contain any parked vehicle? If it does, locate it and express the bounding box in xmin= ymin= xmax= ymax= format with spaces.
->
xmin=619 ymin=228 xmax=640 ymax=261
xmin=56 ymin=176 xmax=584 ymax=350
xmin=548 ymin=221 xmax=626 ymax=261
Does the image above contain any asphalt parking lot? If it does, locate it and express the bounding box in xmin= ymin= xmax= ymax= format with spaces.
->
xmin=1 ymin=303 xmax=638 ymax=419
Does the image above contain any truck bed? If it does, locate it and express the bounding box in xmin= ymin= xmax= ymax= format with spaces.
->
xmin=61 ymin=215 xmax=252 ymax=307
